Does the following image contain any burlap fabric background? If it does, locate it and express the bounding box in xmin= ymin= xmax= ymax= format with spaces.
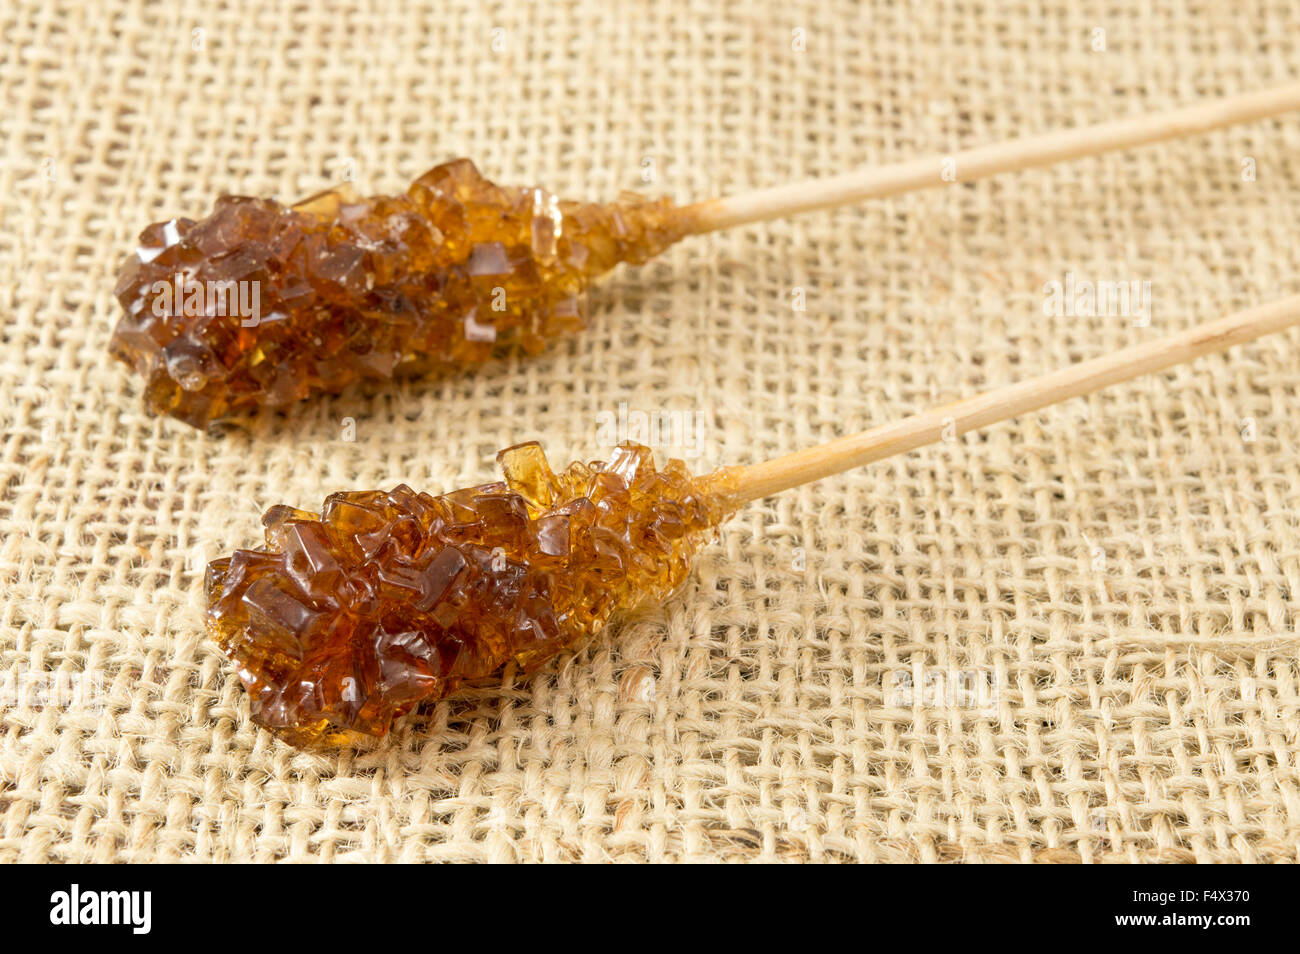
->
xmin=2 ymin=0 xmax=1299 ymax=863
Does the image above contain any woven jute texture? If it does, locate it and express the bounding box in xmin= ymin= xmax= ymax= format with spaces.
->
xmin=3 ymin=0 xmax=1300 ymax=864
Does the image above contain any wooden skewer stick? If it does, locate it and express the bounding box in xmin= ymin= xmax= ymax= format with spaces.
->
xmin=704 ymin=294 xmax=1300 ymax=507
xmin=682 ymin=82 xmax=1300 ymax=233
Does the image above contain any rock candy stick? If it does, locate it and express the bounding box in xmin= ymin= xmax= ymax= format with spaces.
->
xmin=115 ymin=83 xmax=1300 ymax=427
xmin=205 ymin=292 xmax=1300 ymax=746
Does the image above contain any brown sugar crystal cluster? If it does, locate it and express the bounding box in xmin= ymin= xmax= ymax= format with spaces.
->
xmin=204 ymin=442 xmax=730 ymax=745
xmin=110 ymin=160 xmax=692 ymax=428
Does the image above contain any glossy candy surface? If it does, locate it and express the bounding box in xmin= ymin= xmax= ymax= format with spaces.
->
xmin=204 ymin=442 xmax=730 ymax=746
xmin=111 ymin=160 xmax=691 ymax=427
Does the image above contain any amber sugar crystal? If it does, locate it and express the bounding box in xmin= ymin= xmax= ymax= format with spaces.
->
xmin=204 ymin=442 xmax=732 ymax=746
xmin=111 ymin=160 xmax=693 ymax=428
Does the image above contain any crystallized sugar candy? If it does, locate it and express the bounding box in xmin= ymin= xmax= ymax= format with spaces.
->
xmin=110 ymin=88 xmax=1300 ymax=429
xmin=111 ymin=160 xmax=692 ymax=428
xmin=201 ymin=291 xmax=1300 ymax=746
xmin=204 ymin=442 xmax=732 ymax=745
